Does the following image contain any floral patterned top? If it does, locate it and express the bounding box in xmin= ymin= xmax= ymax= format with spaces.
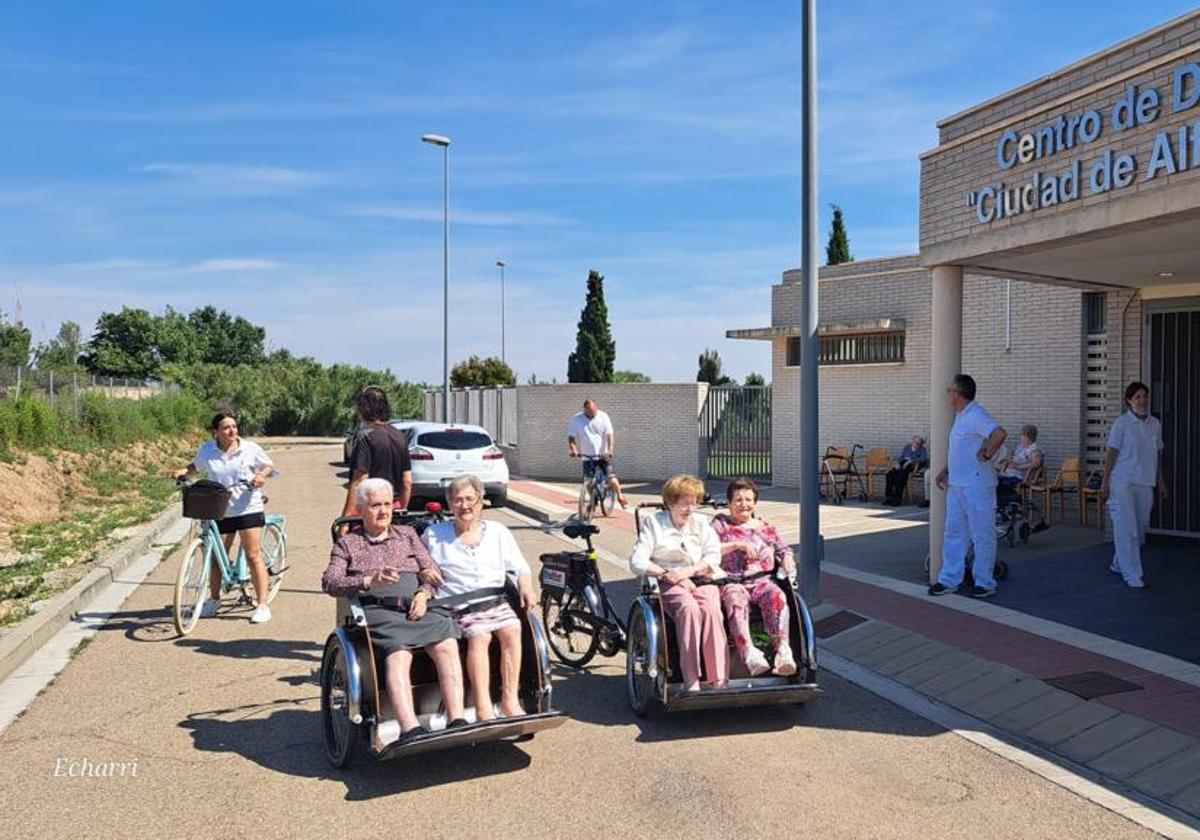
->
xmin=321 ymin=524 xmax=441 ymax=597
xmin=710 ymin=514 xmax=794 ymax=577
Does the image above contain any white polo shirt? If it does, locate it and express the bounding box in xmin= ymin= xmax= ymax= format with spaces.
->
xmin=948 ymin=401 xmax=1000 ymax=488
xmin=567 ymin=409 xmax=613 ymax=458
xmin=1107 ymin=411 xmax=1163 ymax=487
xmin=421 ymin=520 xmax=531 ymax=597
xmin=192 ymin=439 xmax=273 ymax=516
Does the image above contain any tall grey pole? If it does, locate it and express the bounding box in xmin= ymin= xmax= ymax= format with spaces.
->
xmin=800 ymin=0 xmax=824 ymax=603
xmin=442 ymin=145 xmax=450 ymax=424
xmin=496 ymin=260 xmax=507 ymax=366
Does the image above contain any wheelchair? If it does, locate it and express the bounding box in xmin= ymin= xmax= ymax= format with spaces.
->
xmin=625 ymin=502 xmax=823 ymax=716
xmin=320 ymin=506 xmax=565 ymax=767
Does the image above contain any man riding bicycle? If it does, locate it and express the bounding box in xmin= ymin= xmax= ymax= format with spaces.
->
xmin=567 ymin=398 xmax=629 ymax=509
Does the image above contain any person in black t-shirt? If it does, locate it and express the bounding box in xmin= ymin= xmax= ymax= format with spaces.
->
xmin=340 ymin=387 xmax=412 ymax=526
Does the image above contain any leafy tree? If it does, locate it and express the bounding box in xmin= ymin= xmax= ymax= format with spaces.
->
xmin=187 ymin=305 xmax=266 ymax=366
xmin=745 ymin=372 xmax=766 ymax=386
xmin=0 ymin=311 xmax=33 ymax=369
xmin=613 ymin=370 xmax=650 ymax=383
xmin=84 ymin=307 xmax=161 ymax=378
xmin=156 ymin=306 xmax=201 ymax=365
xmin=697 ymin=348 xmax=732 ymax=386
xmin=567 ymin=270 xmax=615 ymax=383
xmin=34 ymin=320 xmax=86 ymax=372
xmin=450 ymin=355 xmax=516 ymax=387
xmin=826 ymin=204 xmax=853 ymax=266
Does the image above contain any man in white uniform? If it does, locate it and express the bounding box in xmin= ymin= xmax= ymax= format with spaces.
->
xmin=567 ymin=399 xmax=629 ymax=509
xmin=1100 ymin=381 xmax=1166 ymax=588
xmin=931 ymin=374 xmax=1008 ymax=599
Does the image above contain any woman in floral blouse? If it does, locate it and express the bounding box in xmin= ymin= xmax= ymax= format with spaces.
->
xmin=322 ymin=478 xmax=466 ymax=741
xmin=711 ymin=477 xmax=798 ymax=677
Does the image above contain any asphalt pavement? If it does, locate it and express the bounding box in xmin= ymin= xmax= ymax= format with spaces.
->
xmin=0 ymin=445 xmax=1159 ymax=840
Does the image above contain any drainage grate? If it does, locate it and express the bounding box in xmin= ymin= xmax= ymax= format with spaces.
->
xmin=813 ymin=610 xmax=868 ymax=639
xmin=1044 ymin=670 xmax=1144 ymax=700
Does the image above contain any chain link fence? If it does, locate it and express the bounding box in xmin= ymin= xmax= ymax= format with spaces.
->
xmin=0 ymin=366 xmax=179 ymax=419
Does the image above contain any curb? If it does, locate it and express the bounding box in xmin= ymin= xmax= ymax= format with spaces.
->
xmin=0 ymin=504 xmax=185 ymax=685
xmin=503 ymin=492 xmax=558 ymax=525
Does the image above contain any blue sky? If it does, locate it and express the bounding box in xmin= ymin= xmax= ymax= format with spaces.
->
xmin=3 ymin=1 xmax=1196 ymax=383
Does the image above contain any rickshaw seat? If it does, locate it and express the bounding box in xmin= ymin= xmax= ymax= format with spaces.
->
xmin=563 ymin=522 xmax=599 ymax=540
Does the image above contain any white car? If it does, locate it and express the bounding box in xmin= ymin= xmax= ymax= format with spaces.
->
xmin=404 ymin=422 xmax=509 ymax=508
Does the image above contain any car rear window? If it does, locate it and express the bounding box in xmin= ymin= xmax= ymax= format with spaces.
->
xmin=417 ymin=431 xmax=493 ymax=451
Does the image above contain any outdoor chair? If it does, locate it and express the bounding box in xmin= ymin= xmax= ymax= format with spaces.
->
xmin=1030 ymin=457 xmax=1083 ymax=524
xmin=863 ymin=447 xmax=892 ymax=500
xmin=1080 ymin=469 xmax=1105 ymax=531
xmin=904 ymin=466 xmax=928 ymax=505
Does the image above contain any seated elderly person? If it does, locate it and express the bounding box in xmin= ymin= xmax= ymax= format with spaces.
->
xmin=629 ymin=474 xmax=729 ymax=693
xmin=711 ymin=477 xmax=797 ymax=677
xmin=884 ymin=435 xmax=928 ymax=506
xmin=999 ymin=424 xmax=1044 ymax=488
xmin=422 ymin=475 xmax=536 ymax=721
xmin=321 ymin=478 xmax=465 ymax=741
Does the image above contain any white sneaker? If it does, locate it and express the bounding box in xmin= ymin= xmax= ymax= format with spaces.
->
xmin=744 ymin=648 xmax=770 ymax=676
xmin=773 ymin=647 xmax=797 ymax=676
xmin=250 ymin=604 xmax=272 ymax=624
xmin=199 ymin=599 xmax=220 ymax=619
xmin=1125 ymin=578 xmax=1145 ymax=589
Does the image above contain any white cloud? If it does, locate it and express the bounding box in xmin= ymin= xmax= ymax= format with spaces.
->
xmin=178 ymin=258 xmax=282 ymax=273
xmin=138 ymin=163 xmax=330 ymax=192
xmin=342 ymin=204 xmax=574 ymax=228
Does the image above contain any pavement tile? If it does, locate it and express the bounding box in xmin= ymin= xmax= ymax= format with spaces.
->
xmin=824 ymin=623 xmax=908 ymax=658
xmin=1056 ymin=713 xmax=1159 ymax=764
xmin=875 ymin=640 xmax=953 ymax=677
xmin=991 ymin=689 xmax=1086 ymax=734
xmin=1129 ymin=744 xmax=1200 ymax=798
xmin=1023 ymin=702 xmax=1122 ymax=747
xmin=1090 ymin=727 xmax=1197 ymax=781
xmin=852 ymin=632 xmax=929 ymax=668
xmin=913 ymin=658 xmax=1004 ymax=696
xmin=960 ymin=679 xmax=1057 ymax=721
xmin=1169 ymin=779 xmax=1200 ymax=816
xmin=938 ymin=668 xmax=1025 ymax=710
xmin=894 ymin=651 xmax=981 ymax=690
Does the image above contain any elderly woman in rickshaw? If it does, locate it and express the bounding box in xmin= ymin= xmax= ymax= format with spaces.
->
xmin=711 ymin=477 xmax=798 ymax=677
xmin=629 ymin=474 xmax=730 ymax=692
xmin=322 ymin=478 xmax=466 ymax=741
xmin=422 ymin=475 xmax=536 ymax=720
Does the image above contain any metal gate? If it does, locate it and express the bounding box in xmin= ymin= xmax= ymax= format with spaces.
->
xmin=1148 ymin=308 xmax=1200 ymax=534
xmin=700 ymin=386 xmax=771 ymax=483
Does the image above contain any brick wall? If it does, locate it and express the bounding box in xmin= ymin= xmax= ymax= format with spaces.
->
xmin=515 ymin=383 xmax=708 ymax=482
xmin=769 ymin=259 xmax=1085 ymax=488
xmin=921 ymin=13 xmax=1200 ymax=264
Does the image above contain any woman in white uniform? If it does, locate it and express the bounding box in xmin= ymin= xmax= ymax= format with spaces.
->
xmin=1099 ymin=382 xmax=1167 ymax=589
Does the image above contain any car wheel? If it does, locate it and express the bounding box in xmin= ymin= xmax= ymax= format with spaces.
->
xmin=489 ymin=490 xmax=507 ymax=508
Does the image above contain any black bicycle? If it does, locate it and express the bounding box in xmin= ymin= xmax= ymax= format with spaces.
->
xmin=539 ymin=522 xmax=627 ymax=668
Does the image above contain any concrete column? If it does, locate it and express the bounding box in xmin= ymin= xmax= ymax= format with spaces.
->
xmin=929 ymin=264 xmax=963 ymax=583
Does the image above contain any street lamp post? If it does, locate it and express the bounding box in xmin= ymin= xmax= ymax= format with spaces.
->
xmin=799 ymin=0 xmax=824 ymax=603
xmin=422 ymin=133 xmax=452 ymax=422
xmin=495 ymin=260 xmax=507 ymax=366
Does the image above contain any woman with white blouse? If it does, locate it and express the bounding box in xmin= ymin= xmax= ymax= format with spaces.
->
xmin=422 ymin=475 xmax=535 ymax=720
xmin=629 ymin=474 xmax=729 ymax=693
xmin=173 ymin=411 xmax=276 ymax=624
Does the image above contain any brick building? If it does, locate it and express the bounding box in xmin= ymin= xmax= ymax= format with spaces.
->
xmin=732 ymin=10 xmax=1200 ymax=570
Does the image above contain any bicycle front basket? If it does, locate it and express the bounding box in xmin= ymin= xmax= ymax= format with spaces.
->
xmin=183 ymin=480 xmax=232 ymax=520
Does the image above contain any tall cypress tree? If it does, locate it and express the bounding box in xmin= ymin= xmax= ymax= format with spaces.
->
xmin=567 ymin=270 xmax=615 ymax=382
xmin=826 ymin=204 xmax=853 ymax=265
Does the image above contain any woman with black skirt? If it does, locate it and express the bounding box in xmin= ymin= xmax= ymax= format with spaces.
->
xmin=322 ymin=477 xmax=465 ymax=741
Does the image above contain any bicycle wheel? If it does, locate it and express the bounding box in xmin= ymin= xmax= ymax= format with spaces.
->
xmin=626 ymin=606 xmax=655 ymax=716
xmin=598 ymin=483 xmax=613 ymax=518
xmin=321 ymin=635 xmax=364 ymax=768
xmin=577 ymin=480 xmax=596 ymax=522
xmin=541 ymin=591 xmax=600 ymax=667
xmin=261 ymin=521 xmax=287 ymax=604
xmin=173 ymin=539 xmax=210 ymax=636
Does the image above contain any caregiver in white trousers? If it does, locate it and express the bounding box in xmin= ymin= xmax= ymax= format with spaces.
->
xmin=1100 ymin=382 xmax=1167 ymax=589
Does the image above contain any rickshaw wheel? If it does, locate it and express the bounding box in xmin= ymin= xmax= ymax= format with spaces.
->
xmin=626 ymin=608 xmax=654 ymax=717
xmin=994 ymin=560 xmax=1009 ymax=581
xmin=261 ymin=521 xmax=287 ymax=603
xmin=542 ymin=592 xmax=600 ymax=668
xmin=321 ymin=637 xmax=363 ymax=768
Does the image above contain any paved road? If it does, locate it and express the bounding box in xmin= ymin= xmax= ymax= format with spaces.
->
xmin=0 ymin=446 xmax=1154 ymax=840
